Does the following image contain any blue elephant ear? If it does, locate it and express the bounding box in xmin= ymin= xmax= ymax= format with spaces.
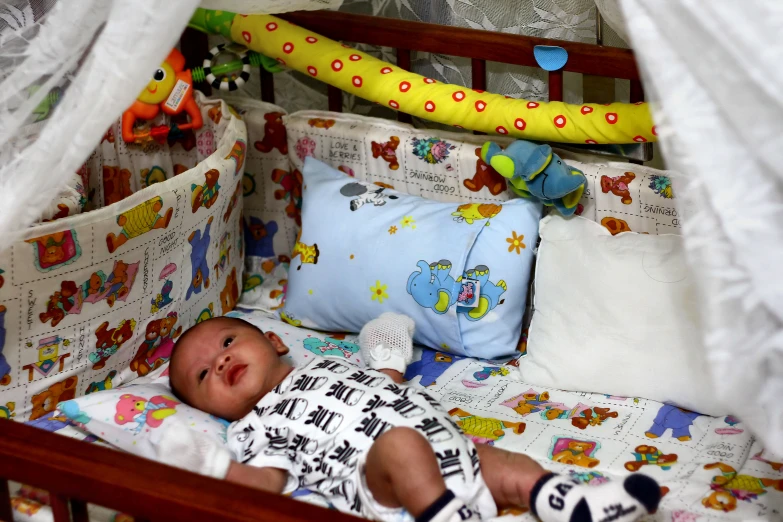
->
xmin=522 ymin=144 xmax=553 ymax=181
xmin=533 ymin=45 xmax=568 ymax=71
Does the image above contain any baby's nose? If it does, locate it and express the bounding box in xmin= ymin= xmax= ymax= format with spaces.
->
xmin=215 ymin=354 xmax=231 ymax=373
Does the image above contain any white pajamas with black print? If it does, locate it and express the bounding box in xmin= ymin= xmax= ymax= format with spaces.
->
xmin=228 ymin=358 xmax=497 ymax=521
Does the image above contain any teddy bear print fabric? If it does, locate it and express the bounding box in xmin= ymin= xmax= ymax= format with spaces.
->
xmin=282 ymin=110 xmax=688 ymax=238
xmin=0 ymin=94 xmax=246 ymax=423
xmin=215 ymin=96 xmax=296 ymax=316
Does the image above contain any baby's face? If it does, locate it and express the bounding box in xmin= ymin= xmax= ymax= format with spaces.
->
xmin=170 ymin=318 xmax=291 ymax=421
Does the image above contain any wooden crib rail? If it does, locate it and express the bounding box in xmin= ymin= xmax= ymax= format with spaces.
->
xmin=279 ymin=10 xmax=641 ymax=80
xmin=0 ymin=419 xmax=358 ymax=522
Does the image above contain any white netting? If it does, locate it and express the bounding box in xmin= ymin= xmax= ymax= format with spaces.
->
xmin=0 ymin=0 xmax=344 ymax=253
xmin=359 ymin=312 xmax=415 ymax=373
xmin=620 ymin=0 xmax=783 ymax=455
xmin=0 ymin=0 xmax=202 ymax=250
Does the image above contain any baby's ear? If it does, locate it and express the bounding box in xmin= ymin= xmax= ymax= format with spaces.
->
xmin=265 ymin=331 xmax=290 ymax=356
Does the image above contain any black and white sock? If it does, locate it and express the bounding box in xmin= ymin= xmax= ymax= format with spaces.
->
xmin=530 ymin=473 xmax=661 ymax=522
xmin=415 ymin=490 xmax=479 ymax=522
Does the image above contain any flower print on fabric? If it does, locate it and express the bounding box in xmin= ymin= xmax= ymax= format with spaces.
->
xmin=411 ymin=137 xmax=456 ymax=164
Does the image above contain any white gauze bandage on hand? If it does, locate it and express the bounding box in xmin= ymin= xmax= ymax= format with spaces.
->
xmin=359 ymin=312 xmax=415 ymax=373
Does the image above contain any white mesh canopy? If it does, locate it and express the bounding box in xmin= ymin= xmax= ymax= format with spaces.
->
xmin=618 ymin=0 xmax=783 ymax=455
xmin=0 ymin=0 xmax=341 ymax=250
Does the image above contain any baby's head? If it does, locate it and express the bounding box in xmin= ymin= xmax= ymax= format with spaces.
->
xmin=170 ymin=317 xmax=291 ymax=421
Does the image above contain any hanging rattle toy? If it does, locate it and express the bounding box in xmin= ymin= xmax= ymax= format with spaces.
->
xmin=122 ymin=45 xmax=282 ymax=145
xmin=122 ymin=48 xmax=203 ymax=145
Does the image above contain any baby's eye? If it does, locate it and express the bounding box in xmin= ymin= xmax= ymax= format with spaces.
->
xmin=223 ymin=337 xmax=234 ymax=348
xmin=199 ymin=369 xmax=208 ymax=382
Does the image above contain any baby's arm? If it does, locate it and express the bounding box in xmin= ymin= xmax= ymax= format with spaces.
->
xmin=225 ymin=461 xmax=288 ymax=494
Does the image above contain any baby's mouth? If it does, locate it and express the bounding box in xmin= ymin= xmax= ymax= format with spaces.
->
xmin=226 ymin=364 xmax=247 ymax=386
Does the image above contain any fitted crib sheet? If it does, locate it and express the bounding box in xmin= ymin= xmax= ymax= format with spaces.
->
xmin=18 ymin=309 xmax=783 ymax=522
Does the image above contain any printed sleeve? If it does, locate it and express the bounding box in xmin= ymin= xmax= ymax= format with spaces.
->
xmin=228 ymin=419 xmax=299 ymax=494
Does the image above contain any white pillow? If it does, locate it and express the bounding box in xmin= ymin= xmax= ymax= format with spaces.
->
xmin=521 ymin=215 xmax=726 ymax=416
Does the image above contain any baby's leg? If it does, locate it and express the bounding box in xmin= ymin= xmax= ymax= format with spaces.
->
xmin=364 ymin=427 xmax=470 ymax=521
xmin=476 ymin=445 xmax=661 ymax=522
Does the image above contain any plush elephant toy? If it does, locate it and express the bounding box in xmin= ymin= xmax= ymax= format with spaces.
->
xmin=457 ymin=265 xmax=506 ymax=321
xmin=480 ymin=140 xmax=587 ymax=216
xmin=407 ymin=260 xmax=458 ymax=314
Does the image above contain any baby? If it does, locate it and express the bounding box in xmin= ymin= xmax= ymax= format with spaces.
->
xmin=169 ymin=313 xmax=660 ymax=522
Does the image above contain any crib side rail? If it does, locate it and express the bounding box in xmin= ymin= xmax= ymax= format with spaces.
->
xmin=0 ymin=419 xmax=357 ymax=522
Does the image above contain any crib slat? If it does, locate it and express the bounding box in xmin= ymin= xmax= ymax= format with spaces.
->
xmin=71 ymin=499 xmax=89 ymax=522
xmin=50 ymin=494 xmax=71 ymax=522
xmin=630 ymin=79 xmax=644 ymax=103
xmin=471 ymin=58 xmax=487 ymax=135
xmin=328 ymin=85 xmax=343 ymax=112
xmin=0 ymin=479 xmax=12 ymax=522
xmin=180 ymin=28 xmax=212 ymax=96
xmin=629 ymin=78 xmax=648 ymax=164
xmin=548 ymin=69 xmax=564 ymax=102
xmin=261 ymin=67 xmax=276 ymax=103
xmin=396 ymin=48 xmax=414 ymax=124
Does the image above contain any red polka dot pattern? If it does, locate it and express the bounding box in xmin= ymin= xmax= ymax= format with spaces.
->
xmin=230 ymin=14 xmax=657 ymax=145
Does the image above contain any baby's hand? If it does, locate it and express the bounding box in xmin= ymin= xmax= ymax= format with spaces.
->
xmin=155 ymin=422 xmax=232 ymax=479
xmin=225 ymin=462 xmax=288 ymax=494
xmin=359 ymin=312 xmax=415 ymax=377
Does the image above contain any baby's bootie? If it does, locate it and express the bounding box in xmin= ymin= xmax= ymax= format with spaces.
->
xmin=359 ymin=312 xmax=415 ymax=373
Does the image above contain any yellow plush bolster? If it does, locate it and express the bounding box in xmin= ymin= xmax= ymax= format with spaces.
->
xmin=230 ymin=15 xmax=656 ymax=144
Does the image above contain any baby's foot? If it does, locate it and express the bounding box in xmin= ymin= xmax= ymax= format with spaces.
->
xmin=531 ymin=473 xmax=661 ymax=522
xmin=359 ymin=312 xmax=415 ymax=374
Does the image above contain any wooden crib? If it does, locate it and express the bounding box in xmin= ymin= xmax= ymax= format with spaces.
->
xmin=0 ymin=9 xmax=645 ymax=522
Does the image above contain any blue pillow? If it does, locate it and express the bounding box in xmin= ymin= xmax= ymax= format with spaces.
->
xmin=283 ymin=157 xmax=542 ymax=359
